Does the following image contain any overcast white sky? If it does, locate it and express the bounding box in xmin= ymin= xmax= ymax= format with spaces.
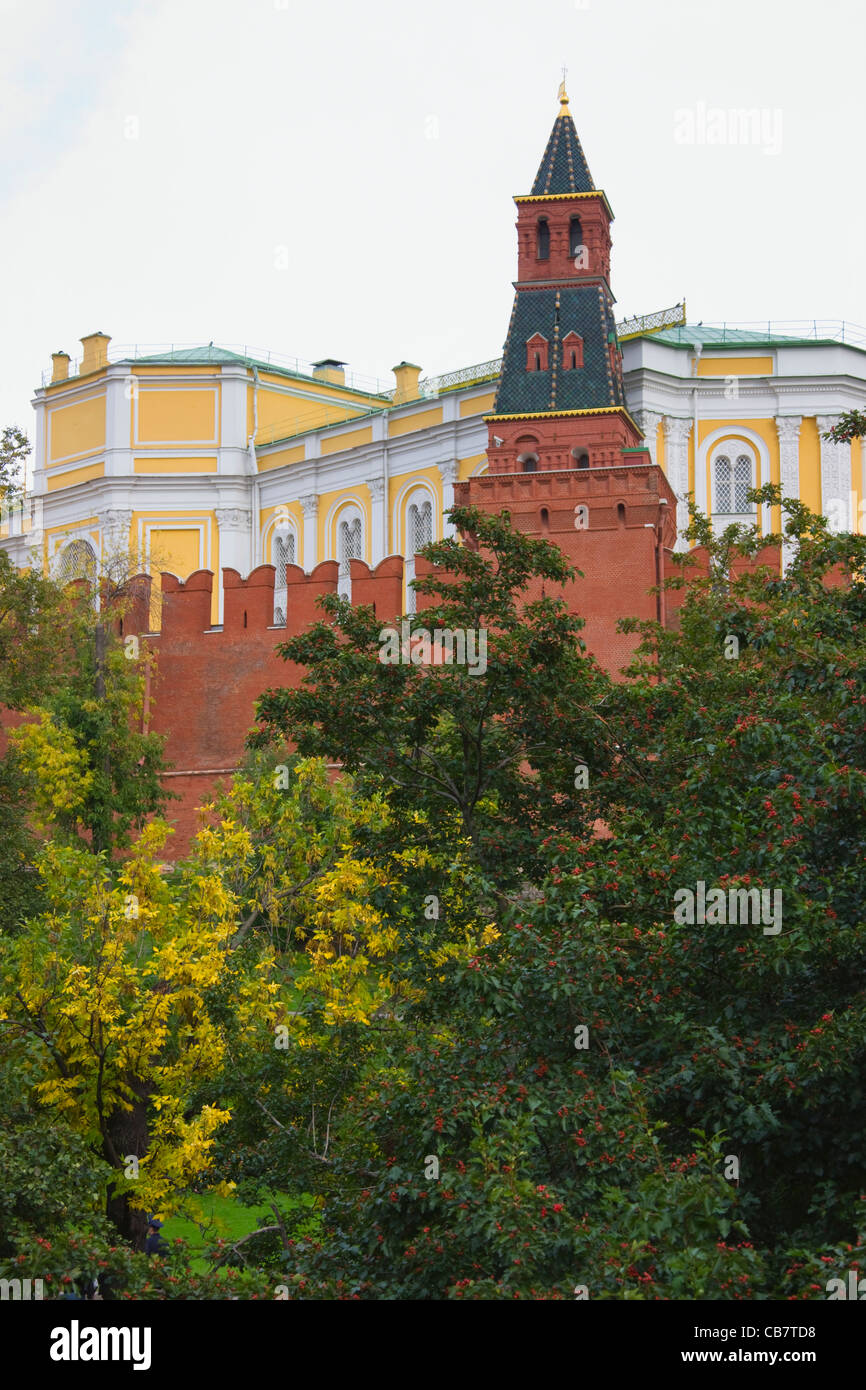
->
xmin=1 ymin=0 xmax=864 ymax=432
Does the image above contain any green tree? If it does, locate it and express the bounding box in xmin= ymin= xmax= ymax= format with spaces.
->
xmin=0 ymin=424 xmax=29 ymax=501
xmin=252 ymin=506 xmax=614 ymax=887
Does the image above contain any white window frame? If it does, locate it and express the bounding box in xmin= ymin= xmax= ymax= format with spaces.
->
xmin=336 ymin=504 xmax=364 ymax=601
xmin=712 ymin=444 xmax=757 ymax=523
xmin=402 ymin=486 xmax=436 ymax=614
xmin=271 ymin=525 xmax=297 ymax=626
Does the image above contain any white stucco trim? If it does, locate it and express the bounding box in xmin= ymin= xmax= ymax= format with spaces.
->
xmin=698 ymin=424 xmax=772 ymax=537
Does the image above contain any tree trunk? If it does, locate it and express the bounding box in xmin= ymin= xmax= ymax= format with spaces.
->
xmin=104 ymin=1083 xmax=151 ymax=1250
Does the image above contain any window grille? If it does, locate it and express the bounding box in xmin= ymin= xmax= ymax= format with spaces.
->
xmin=338 ymin=516 xmax=362 ymax=599
xmin=714 ymin=452 xmax=755 ymax=515
xmin=272 ymin=530 xmax=295 ymax=625
xmin=56 ymin=539 xmax=97 ymax=587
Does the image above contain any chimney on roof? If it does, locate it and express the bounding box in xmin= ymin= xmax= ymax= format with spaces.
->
xmin=80 ymin=332 xmax=111 ymax=375
xmin=311 ymin=358 xmax=346 ymax=386
xmin=51 ymin=351 xmax=71 ymax=383
xmin=392 ymin=360 xmax=422 ymax=405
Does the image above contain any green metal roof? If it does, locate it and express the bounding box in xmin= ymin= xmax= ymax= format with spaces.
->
xmin=124 ymin=346 xmax=389 ymax=397
xmin=648 ymin=325 xmax=842 ymax=349
xmin=492 ymin=283 xmax=625 ymax=416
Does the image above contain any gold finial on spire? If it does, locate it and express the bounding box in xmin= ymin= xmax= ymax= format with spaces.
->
xmin=558 ymin=66 xmax=570 ymax=115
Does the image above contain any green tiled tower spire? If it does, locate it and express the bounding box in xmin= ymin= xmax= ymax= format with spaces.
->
xmin=486 ymin=83 xmax=641 ymax=469
xmin=531 ymin=81 xmax=596 ymax=195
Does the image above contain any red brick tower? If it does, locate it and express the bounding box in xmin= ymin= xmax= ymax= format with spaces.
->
xmin=454 ymin=84 xmax=677 ymax=673
xmin=486 ymin=80 xmax=643 ymax=469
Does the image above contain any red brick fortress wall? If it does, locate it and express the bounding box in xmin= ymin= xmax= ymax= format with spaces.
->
xmin=452 ymin=462 xmax=679 ymax=674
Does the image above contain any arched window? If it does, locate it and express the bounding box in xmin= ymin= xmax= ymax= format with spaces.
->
xmin=536 ymin=218 xmax=550 ymax=260
xmin=272 ymin=528 xmax=296 ymax=625
xmin=516 ymin=435 xmax=540 ymax=474
xmin=539 ymin=507 xmax=550 ymax=534
xmin=569 ymin=216 xmax=583 ymax=257
xmin=526 ymin=335 xmax=549 ymax=372
xmin=408 ymin=499 xmax=432 ymax=553
xmin=337 ymin=510 xmax=363 ymax=600
xmin=714 ymin=449 xmax=755 ymax=515
xmin=56 ymin=538 xmax=97 ymax=587
xmin=404 ymin=491 xmax=435 ymax=613
xmin=562 ymin=332 xmax=583 ymax=370
xmin=617 ymin=503 xmax=626 ymax=528
xmin=571 ymin=447 xmax=590 ymax=469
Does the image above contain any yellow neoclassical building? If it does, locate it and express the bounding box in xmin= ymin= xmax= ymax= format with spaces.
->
xmin=4 ymin=86 xmax=866 ymax=612
xmin=3 ymin=312 xmax=866 ymax=623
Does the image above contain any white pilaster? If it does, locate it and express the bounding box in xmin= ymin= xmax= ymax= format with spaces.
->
xmin=31 ymin=395 xmax=47 ymax=495
xmin=219 ymin=367 xmax=252 ymax=474
xmin=100 ymin=507 xmax=135 ymax=568
xmin=817 ymin=415 xmax=852 ymax=529
xmin=634 ymin=409 xmax=663 ymax=468
xmin=366 ymin=476 xmax=386 ymax=565
xmin=104 ymin=370 xmax=134 ymax=477
xmin=438 ymin=459 xmax=458 ymax=537
xmin=215 ymin=506 xmax=252 ymax=622
xmin=662 ymin=416 xmax=692 ymax=551
xmin=775 ymin=416 xmax=802 ymax=570
xmin=300 ymin=493 xmax=318 ymax=573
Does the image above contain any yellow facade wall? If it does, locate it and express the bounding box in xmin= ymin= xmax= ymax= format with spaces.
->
xmin=131 ymin=366 xmax=217 ymax=376
xmin=134 ymin=512 xmax=219 ymax=625
xmin=388 ymin=406 xmax=443 ymax=438
xmin=316 ymin=487 xmax=371 ymax=562
xmin=133 ymin=457 xmax=217 ymax=474
xmin=459 ymin=392 xmax=496 ymax=417
xmin=251 ymin=377 xmax=379 ymax=446
xmin=260 ymin=502 xmax=304 ymax=564
xmin=49 ymin=394 xmax=106 ymax=462
xmin=321 ymin=425 xmax=373 ymax=457
xmin=137 ymin=389 xmax=218 ymax=443
xmin=388 ymin=467 xmax=444 ymax=557
xmin=257 ymin=444 xmax=306 ymax=472
xmin=697 ymin=356 xmax=774 ymax=377
xmin=257 ymin=371 xmax=382 ymax=408
xmin=46 ymin=462 xmax=105 ymax=491
xmin=44 ymin=518 xmax=100 ymax=573
xmin=458 ymin=454 xmax=487 ymax=480
xmin=149 ymin=528 xmax=201 ymax=579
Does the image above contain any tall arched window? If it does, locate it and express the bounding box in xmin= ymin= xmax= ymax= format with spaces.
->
xmin=404 ymin=491 xmax=434 ymax=613
xmin=338 ymin=513 xmax=363 ymax=599
xmin=569 ymin=216 xmax=583 ymax=257
xmin=272 ymin=528 xmax=296 ymax=625
xmin=56 ymin=538 xmax=97 ymax=587
xmin=713 ymin=449 xmax=755 ymax=515
xmin=408 ymin=499 xmax=432 ymax=553
xmin=536 ymin=218 xmax=550 ymax=260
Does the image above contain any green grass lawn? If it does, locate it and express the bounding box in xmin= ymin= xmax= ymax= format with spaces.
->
xmin=161 ymin=1191 xmax=318 ymax=1273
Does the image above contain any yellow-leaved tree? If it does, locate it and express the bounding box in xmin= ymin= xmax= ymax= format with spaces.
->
xmin=0 ymin=817 xmax=279 ymax=1246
